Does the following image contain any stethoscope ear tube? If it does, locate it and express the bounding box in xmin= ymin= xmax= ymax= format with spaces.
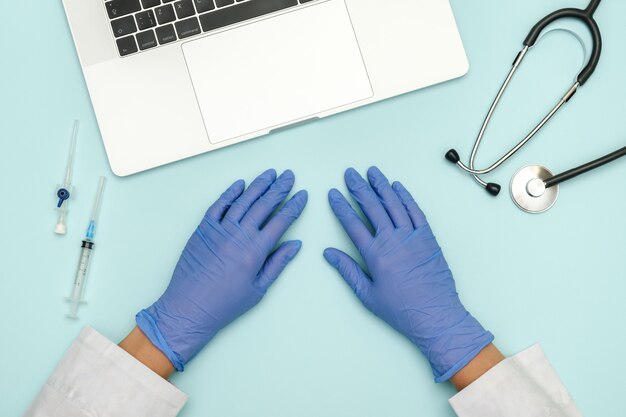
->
xmin=445 ymin=149 xmax=502 ymax=195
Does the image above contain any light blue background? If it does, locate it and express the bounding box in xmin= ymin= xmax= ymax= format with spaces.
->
xmin=1 ymin=0 xmax=624 ymax=415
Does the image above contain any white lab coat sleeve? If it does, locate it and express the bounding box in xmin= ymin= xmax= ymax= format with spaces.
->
xmin=23 ymin=326 xmax=188 ymax=417
xmin=449 ymin=344 xmax=582 ymax=417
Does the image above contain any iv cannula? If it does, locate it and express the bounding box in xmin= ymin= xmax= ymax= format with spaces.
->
xmin=55 ymin=120 xmax=79 ymax=235
xmin=64 ymin=121 xmax=78 ymax=186
xmin=67 ymin=176 xmax=106 ymax=319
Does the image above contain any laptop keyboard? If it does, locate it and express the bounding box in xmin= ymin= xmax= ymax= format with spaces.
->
xmin=107 ymin=0 xmax=316 ymax=57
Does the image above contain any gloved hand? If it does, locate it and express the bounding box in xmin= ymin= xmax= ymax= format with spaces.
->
xmin=324 ymin=167 xmax=493 ymax=382
xmin=137 ymin=169 xmax=308 ymax=371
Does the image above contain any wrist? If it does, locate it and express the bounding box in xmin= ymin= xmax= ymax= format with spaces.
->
xmin=119 ymin=326 xmax=175 ymax=379
xmin=450 ymin=343 xmax=504 ymax=390
xmin=417 ymin=311 xmax=494 ymax=383
xmin=136 ymin=308 xmax=193 ymax=372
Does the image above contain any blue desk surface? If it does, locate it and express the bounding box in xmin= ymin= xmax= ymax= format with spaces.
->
xmin=1 ymin=1 xmax=625 ymax=415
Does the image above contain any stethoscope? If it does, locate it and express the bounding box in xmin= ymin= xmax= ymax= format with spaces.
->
xmin=445 ymin=0 xmax=626 ymax=213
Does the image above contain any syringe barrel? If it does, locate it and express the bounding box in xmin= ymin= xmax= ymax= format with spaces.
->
xmin=70 ymin=240 xmax=94 ymax=302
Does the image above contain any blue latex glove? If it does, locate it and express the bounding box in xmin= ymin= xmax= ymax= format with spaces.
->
xmin=324 ymin=167 xmax=493 ymax=382
xmin=137 ymin=169 xmax=308 ymax=371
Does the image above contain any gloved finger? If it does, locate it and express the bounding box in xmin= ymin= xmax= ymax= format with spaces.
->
xmin=262 ymin=190 xmax=308 ymax=244
xmin=323 ymin=248 xmax=372 ymax=299
xmin=255 ymin=240 xmax=302 ymax=291
xmin=391 ymin=181 xmax=428 ymax=229
xmin=204 ymin=179 xmax=246 ymax=222
xmin=224 ymin=169 xmax=277 ymax=223
xmin=328 ymin=189 xmax=372 ymax=248
xmin=345 ymin=168 xmax=393 ymax=233
xmin=241 ymin=170 xmax=295 ymax=229
xmin=367 ymin=166 xmax=412 ymax=228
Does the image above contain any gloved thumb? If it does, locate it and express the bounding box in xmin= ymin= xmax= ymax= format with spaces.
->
xmin=323 ymin=248 xmax=371 ymax=301
xmin=255 ymin=240 xmax=302 ymax=291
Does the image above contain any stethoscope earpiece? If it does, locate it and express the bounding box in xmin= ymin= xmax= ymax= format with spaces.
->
xmin=445 ymin=149 xmax=461 ymax=164
xmin=485 ymin=183 xmax=501 ymax=197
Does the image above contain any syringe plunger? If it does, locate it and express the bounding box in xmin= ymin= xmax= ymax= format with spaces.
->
xmin=66 ymin=240 xmax=93 ymax=319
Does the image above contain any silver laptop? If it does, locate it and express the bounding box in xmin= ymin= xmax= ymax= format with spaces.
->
xmin=62 ymin=0 xmax=468 ymax=176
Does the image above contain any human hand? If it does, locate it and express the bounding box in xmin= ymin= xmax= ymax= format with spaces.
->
xmin=324 ymin=167 xmax=493 ymax=382
xmin=137 ymin=169 xmax=308 ymax=371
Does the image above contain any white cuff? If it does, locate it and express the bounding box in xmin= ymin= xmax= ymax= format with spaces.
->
xmin=449 ymin=344 xmax=583 ymax=417
xmin=24 ymin=326 xmax=187 ymax=417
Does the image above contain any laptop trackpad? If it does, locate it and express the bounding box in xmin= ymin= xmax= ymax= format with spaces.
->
xmin=182 ymin=0 xmax=373 ymax=144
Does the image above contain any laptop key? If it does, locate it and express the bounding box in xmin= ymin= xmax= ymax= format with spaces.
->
xmin=136 ymin=30 xmax=158 ymax=50
xmin=194 ymin=0 xmax=215 ymax=13
xmin=116 ymin=35 xmax=138 ymax=56
xmin=215 ymin=0 xmax=234 ymax=7
xmin=155 ymin=4 xmax=176 ymax=24
xmin=141 ymin=0 xmax=161 ymax=8
xmin=111 ymin=15 xmax=138 ymax=38
xmin=156 ymin=24 xmax=178 ymax=44
xmin=106 ymin=0 xmax=141 ymax=19
xmin=174 ymin=0 xmax=196 ymax=19
xmin=135 ymin=10 xmax=157 ymax=30
xmin=199 ymin=0 xmax=298 ymax=33
xmin=175 ymin=17 xmax=201 ymax=38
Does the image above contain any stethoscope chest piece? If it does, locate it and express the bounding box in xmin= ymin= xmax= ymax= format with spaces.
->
xmin=510 ymin=165 xmax=559 ymax=213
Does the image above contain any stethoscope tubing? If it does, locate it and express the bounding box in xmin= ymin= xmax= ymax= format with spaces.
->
xmin=524 ymin=2 xmax=602 ymax=85
xmin=447 ymin=0 xmax=605 ymax=196
xmin=544 ymin=145 xmax=626 ymax=189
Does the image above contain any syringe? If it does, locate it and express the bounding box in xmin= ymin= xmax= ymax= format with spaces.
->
xmin=67 ymin=176 xmax=106 ymax=319
xmin=55 ymin=120 xmax=79 ymax=235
